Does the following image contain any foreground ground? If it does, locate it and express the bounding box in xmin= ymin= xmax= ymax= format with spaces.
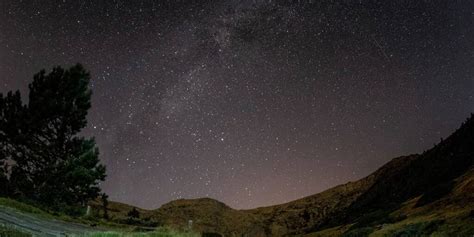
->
xmin=0 ymin=201 xmax=100 ymax=236
xmin=0 ymin=198 xmax=197 ymax=237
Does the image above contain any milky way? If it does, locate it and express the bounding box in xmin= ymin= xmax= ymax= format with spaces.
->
xmin=1 ymin=1 xmax=473 ymax=209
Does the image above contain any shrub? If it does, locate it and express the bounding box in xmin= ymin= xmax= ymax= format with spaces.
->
xmin=341 ymin=227 xmax=374 ymax=237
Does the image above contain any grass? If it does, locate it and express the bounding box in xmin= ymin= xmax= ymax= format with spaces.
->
xmin=305 ymin=203 xmax=474 ymax=237
xmin=0 ymin=225 xmax=32 ymax=237
xmin=0 ymin=197 xmax=81 ymax=223
xmin=76 ymin=228 xmax=199 ymax=237
xmin=366 ymin=207 xmax=472 ymax=237
xmin=0 ymin=197 xmax=136 ymax=229
xmin=0 ymin=198 xmax=199 ymax=237
xmin=79 ymin=232 xmax=197 ymax=237
xmin=304 ymin=225 xmax=350 ymax=237
xmin=0 ymin=224 xmax=198 ymax=237
xmin=0 ymin=197 xmax=48 ymax=216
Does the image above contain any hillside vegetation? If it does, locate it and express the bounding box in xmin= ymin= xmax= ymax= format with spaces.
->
xmin=14 ymin=115 xmax=470 ymax=236
xmin=97 ymin=115 xmax=473 ymax=236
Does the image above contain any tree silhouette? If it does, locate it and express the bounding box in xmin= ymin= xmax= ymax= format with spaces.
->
xmin=101 ymin=193 xmax=109 ymax=220
xmin=0 ymin=93 xmax=8 ymax=195
xmin=0 ymin=64 xmax=106 ymax=208
xmin=0 ymin=91 xmax=26 ymax=196
xmin=127 ymin=207 xmax=140 ymax=219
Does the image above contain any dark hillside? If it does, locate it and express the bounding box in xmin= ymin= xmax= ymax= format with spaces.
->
xmin=343 ymin=114 xmax=474 ymax=219
xmin=92 ymin=115 xmax=474 ymax=236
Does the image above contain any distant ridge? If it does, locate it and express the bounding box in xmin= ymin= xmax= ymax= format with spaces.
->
xmin=91 ymin=114 xmax=474 ymax=236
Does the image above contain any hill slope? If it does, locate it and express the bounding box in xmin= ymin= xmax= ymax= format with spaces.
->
xmin=101 ymin=115 xmax=474 ymax=236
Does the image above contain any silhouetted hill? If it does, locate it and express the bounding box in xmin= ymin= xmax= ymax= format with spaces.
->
xmin=152 ymin=198 xmax=255 ymax=234
xmin=93 ymin=114 xmax=474 ymax=236
xmin=349 ymin=114 xmax=474 ymax=211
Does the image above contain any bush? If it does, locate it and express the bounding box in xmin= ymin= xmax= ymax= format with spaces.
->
xmin=128 ymin=208 xmax=140 ymax=219
xmin=388 ymin=220 xmax=444 ymax=236
xmin=202 ymin=233 xmax=223 ymax=237
xmin=416 ymin=181 xmax=454 ymax=207
xmin=351 ymin=209 xmax=406 ymax=229
xmin=117 ymin=217 xmax=159 ymax=227
xmin=341 ymin=227 xmax=374 ymax=237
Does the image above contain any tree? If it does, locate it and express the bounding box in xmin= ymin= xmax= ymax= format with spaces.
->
xmin=0 ymin=162 xmax=7 ymax=196
xmin=101 ymin=193 xmax=109 ymax=220
xmin=0 ymin=94 xmax=7 ymax=196
xmin=127 ymin=207 xmax=140 ymax=219
xmin=0 ymin=91 xmax=27 ymax=196
xmin=1 ymin=64 xmax=106 ymax=207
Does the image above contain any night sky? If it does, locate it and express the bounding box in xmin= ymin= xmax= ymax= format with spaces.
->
xmin=1 ymin=1 xmax=473 ymax=209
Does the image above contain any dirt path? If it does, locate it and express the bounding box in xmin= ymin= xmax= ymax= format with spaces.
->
xmin=0 ymin=206 xmax=102 ymax=236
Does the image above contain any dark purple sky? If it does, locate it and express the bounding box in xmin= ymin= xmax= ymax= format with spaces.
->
xmin=1 ymin=0 xmax=473 ymax=209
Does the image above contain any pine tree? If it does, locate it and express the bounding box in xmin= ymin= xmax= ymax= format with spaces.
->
xmin=1 ymin=64 xmax=106 ymax=207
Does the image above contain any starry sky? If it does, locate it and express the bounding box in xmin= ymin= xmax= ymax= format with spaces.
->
xmin=1 ymin=0 xmax=473 ymax=209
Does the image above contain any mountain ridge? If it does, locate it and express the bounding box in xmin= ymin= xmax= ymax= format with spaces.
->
xmin=92 ymin=114 xmax=474 ymax=236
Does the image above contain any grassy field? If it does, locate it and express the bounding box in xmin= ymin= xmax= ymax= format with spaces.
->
xmin=79 ymin=229 xmax=199 ymax=237
xmin=306 ymin=205 xmax=474 ymax=237
xmin=0 ymin=198 xmax=49 ymax=217
xmin=0 ymin=225 xmax=199 ymax=237
xmin=0 ymin=197 xmax=84 ymax=224
xmin=0 ymin=198 xmax=199 ymax=237
xmin=0 ymin=197 xmax=159 ymax=230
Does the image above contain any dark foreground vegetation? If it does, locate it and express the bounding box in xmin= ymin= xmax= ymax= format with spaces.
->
xmin=0 ymin=64 xmax=106 ymax=213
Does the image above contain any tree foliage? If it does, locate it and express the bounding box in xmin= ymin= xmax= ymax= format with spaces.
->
xmin=0 ymin=91 xmax=25 ymax=196
xmin=101 ymin=192 xmax=109 ymax=220
xmin=0 ymin=64 xmax=106 ymax=208
xmin=127 ymin=207 xmax=140 ymax=219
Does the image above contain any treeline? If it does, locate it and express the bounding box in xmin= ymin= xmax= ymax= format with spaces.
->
xmin=0 ymin=64 xmax=106 ymax=211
